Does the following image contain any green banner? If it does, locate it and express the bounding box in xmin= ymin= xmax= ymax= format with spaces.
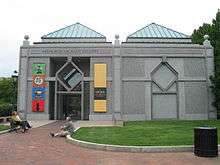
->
xmin=32 ymin=64 xmax=46 ymax=75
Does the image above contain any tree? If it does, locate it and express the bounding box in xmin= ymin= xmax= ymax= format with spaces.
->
xmin=0 ymin=78 xmax=13 ymax=104
xmin=191 ymin=23 xmax=214 ymax=45
xmin=191 ymin=9 xmax=220 ymax=118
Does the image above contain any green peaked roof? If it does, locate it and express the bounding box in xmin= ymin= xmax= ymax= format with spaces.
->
xmin=128 ymin=23 xmax=189 ymax=38
xmin=42 ymin=23 xmax=105 ymax=38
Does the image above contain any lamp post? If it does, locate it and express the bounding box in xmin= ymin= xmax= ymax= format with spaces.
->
xmin=11 ymin=70 xmax=18 ymax=112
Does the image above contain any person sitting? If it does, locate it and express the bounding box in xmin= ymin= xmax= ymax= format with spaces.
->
xmin=50 ymin=117 xmax=75 ymax=137
xmin=10 ymin=111 xmax=31 ymax=132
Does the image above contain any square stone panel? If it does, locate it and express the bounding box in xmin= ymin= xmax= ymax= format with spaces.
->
xmin=152 ymin=64 xmax=177 ymax=91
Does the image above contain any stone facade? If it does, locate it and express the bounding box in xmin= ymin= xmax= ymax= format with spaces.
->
xmin=17 ymin=28 xmax=215 ymax=121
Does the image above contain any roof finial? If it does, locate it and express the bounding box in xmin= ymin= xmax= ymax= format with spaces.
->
xmin=23 ymin=35 xmax=30 ymax=46
xmin=114 ymin=34 xmax=120 ymax=46
xmin=203 ymin=34 xmax=211 ymax=47
xmin=204 ymin=35 xmax=209 ymax=40
xmin=24 ymin=35 xmax=29 ymax=41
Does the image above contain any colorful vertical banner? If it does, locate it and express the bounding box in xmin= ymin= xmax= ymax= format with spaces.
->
xmin=32 ymin=75 xmax=46 ymax=87
xmin=32 ymin=64 xmax=46 ymax=112
xmin=94 ymin=64 xmax=107 ymax=112
xmin=32 ymin=64 xmax=46 ymax=75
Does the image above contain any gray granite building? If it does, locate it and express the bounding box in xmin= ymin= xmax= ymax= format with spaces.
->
xmin=18 ymin=22 xmax=216 ymax=121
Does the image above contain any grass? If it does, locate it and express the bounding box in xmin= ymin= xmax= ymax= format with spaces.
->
xmin=72 ymin=120 xmax=220 ymax=146
xmin=0 ymin=125 xmax=9 ymax=132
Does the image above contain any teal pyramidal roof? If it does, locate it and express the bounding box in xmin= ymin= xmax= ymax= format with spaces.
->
xmin=128 ymin=23 xmax=189 ymax=38
xmin=42 ymin=23 xmax=105 ymax=38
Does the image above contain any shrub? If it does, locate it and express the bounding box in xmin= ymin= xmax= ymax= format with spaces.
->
xmin=0 ymin=103 xmax=13 ymax=117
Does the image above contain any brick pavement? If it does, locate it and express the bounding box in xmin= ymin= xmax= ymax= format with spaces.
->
xmin=0 ymin=121 xmax=220 ymax=165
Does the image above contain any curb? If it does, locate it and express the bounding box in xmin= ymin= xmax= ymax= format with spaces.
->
xmin=0 ymin=130 xmax=10 ymax=135
xmin=66 ymin=135 xmax=195 ymax=153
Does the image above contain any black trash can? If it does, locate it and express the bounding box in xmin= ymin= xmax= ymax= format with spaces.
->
xmin=194 ymin=127 xmax=218 ymax=157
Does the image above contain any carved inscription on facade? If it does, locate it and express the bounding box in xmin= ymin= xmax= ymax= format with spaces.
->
xmin=31 ymin=48 xmax=112 ymax=55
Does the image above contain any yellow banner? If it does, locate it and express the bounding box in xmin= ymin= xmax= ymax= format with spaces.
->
xmin=94 ymin=100 xmax=107 ymax=112
xmin=94 ymin=64 xmax=107 ymax=112
xmin=94 ymin=64 xmax=106 ymax=88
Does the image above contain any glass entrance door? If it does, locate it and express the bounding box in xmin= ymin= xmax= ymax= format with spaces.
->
xmin=63 ymin=94 xmax=81 ymax=120
xmin=55 ymin=60 xmax=84 ymax=120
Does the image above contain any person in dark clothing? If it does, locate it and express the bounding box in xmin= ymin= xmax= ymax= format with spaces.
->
xmin=11 ymin=111 xmax=32 ymax=132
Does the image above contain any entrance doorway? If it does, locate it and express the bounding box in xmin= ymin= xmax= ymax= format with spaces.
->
xmin=63 ymin=94 xmax=81 ymax=120
xmin=53 ymin=58 xmax=90 ymax=120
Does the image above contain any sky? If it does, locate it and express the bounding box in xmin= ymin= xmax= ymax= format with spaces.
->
xmin=0 ymin=0 xmax=219 ymax=77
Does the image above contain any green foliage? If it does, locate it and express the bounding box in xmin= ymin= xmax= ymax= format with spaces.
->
xmin=0 ymin=78 xmax=17 ymax=104
xmin=0 ymin=103 xmax=13 ymax=117
xmin=191 ymin=23 xmax=214 ymax=45
xmin=0 ymin=77 xmax=17 ymax=116
xmin=0 ymin=78 xmax=14 ymax=103
xmin=0 ymin=125 xmax=10 ymax=132
xmin=191 ymin=10 xmax=220 ymax=118
xmin=72 ymin=120 xmax=220 ymax=146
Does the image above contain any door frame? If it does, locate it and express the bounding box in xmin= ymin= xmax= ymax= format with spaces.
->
xmin=54 ymin=59 xmax=84 ymax=120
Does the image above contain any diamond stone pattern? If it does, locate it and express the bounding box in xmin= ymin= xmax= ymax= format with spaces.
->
xmin=152 ymin=64 xmax=177 ymax=91
xmin=57 ymin=62 xmax=82 ymax=91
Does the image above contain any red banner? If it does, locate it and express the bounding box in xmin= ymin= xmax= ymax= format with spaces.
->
xmin=32 ymin=100 xmax=45 ymax=112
